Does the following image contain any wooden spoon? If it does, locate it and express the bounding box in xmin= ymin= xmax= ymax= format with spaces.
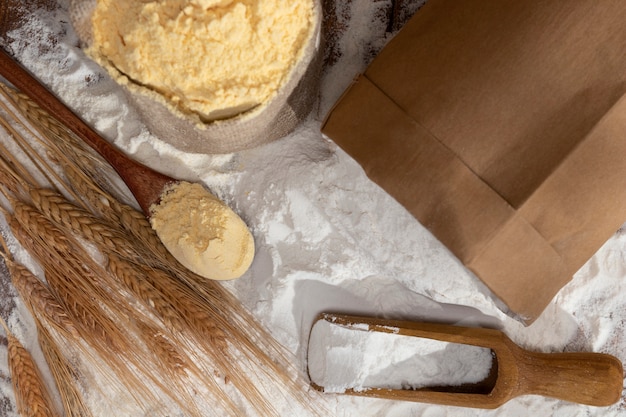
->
xmin=0 ymin=47 xmax=255 ymax=280
xmin=309 ymin=313 xmax=624 ymax=409
xmin=0 ymin=48 xmax=172 ymax=216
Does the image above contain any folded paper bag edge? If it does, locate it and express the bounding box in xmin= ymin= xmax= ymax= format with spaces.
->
xmin=519 ymin=91 xmax=626 ymax=271
xmin=322 ymin=75 xmax=517 ymax=262
xmin=467 ymin=212 xmax=570 ymax=323
xmin=321 ymin=74 xmax=575 ymax=324
xmin=321 ymin=0 xmax=626 ymax=325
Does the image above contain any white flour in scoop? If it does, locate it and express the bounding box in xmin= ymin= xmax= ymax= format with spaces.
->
xmin=307 ymin=319 xmax=493 ymax=393
xmin=1 ymin=1 xmax=626 ymax=416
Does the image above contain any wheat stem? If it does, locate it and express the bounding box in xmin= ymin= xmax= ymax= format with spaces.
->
xmin=0 ymin=79 xmax=328 ymax=416
xmin=37 ymin=323 xmax=94 ymax=417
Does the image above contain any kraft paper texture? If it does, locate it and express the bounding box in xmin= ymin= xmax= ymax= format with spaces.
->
xmin=322 ymin=0 xmax=626 ymax=323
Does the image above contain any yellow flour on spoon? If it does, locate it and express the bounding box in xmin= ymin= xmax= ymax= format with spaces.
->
xmin=150 ymin=182 xmax=255 ymax=280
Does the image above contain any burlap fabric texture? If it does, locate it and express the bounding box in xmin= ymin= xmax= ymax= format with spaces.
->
xmin=69 ymin=0 xmax=322 ymax=154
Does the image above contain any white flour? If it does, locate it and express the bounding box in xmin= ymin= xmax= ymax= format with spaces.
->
xmin=1 ymin=1 xmax=625 ymax=416
xmin=307 ymin=319 xmax=493 ymax=392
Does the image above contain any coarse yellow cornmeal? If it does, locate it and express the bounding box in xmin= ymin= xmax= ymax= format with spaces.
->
xmin=89 ymin=0 xmax=315 ymax=121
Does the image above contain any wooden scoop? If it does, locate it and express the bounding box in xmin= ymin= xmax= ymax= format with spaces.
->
xmin=308 ymin=313 xmax=624 ymax=409
xmin=0 ymin=48 xmax=172 ymax=216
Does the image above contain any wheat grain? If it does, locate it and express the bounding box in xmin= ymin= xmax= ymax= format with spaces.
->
xmin=105 ymin=254 xmax=187 ymax=332
xmin=28 ymin=187 xmax=145 ymax=262
xmin=103 ymin=197 xmax=172 ymax=260
xmin=59 ymin=163 xmax=182 ymax=274
xmin=0 ymin=153 xmax=28 ymax=198
xmin=6 ymin=259 xmax=80 ymax=340
xmin=57 ymin=152 xmax=179 ymax=273
xmin=0 ymin=84 xmax=66 ymax=141
xmin=62 ymin=162 xmax=126 ymax=222
xmin=135 ymin=263 xmax=228 ymax=350
xmin=0 ymin=98 xmax=67 ymax=193
xmin=0 ymin=318 xmax=61 ymax=417
xmin=1 ymin=80 xmax=330 ymax=416
xmin=140 ymin=324 xmax=187 ymax=374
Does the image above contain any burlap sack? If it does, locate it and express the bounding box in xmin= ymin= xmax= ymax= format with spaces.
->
xmin=69 ymin=0 xmax=322 ymax=154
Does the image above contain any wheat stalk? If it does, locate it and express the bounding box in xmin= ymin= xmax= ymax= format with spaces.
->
xmin=0 ymin=84 xmax=67 ymax=142
xmin=7 ymin=207 xmax=127 ymax=353
xmin=105 ymin=254 xmax=188 ymax=332
xmin=37 ymin=323 xmax=94 ymax=417
xmin=28 ymin=187 xmax=146 ymax=263
xmin=132 ymin=320 xmax=240 ymax=417
xmin=0 ymin=84 xmax=127 ymax=200
xmin=0 ymin=83 xmax=171 ymax=266
xmin=0 ymin=317 xmax=61 ymax=417
xmin=115 ymin=257 xmax=228 ymax=347
xmin=0 ymin=144 xmax=33 ymax=200
xmin=5 ymin=259 xmax=79 ymax=340
xmin=104 ymin=255 xmax=253 ymax=415
xmin=7 ymin=205 xmax=226 ymax=416
xmin=0 ymin=236 xmax=90 ymax=417
xmin=0 ymin=234 xmax=92 ymax=417
xmin=0 ymin=79 xmax=329 ymax=416
xmin=0 ymin=96 xmax=81 ymax=201
xmin=6 ymin=212 xmax=169 ymax=411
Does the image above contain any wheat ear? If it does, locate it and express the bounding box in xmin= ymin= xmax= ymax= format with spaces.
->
xmin=106 ymin=254 xmax=280 ymax=415
xmin=0 ymin=84 xmax=128 ymax=200
xmin=5 ymin=259 xmax=79 ymax=340
xmin=6 ymin=214 xmax=164 ymax=410
xmin=134 ymin=320 xmax=240 ymax=417
xmin=65 ymin=167 xmax=172 ymax=261
xmin=0 ymin=317 xmax=61 ymax=417
xmin=0 ymin=84 xmax=67 ymax=142
xmin=7 ymin=207 xmax=127 ymax=354
xmin=28 ymin=187 xmax=147 ymax=263
xmin=7 ymin=204 xmax=218 ymax=415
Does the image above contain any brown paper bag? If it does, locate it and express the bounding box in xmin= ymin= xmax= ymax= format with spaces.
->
xmin=321 ymin=0 xmax=626 ymax=323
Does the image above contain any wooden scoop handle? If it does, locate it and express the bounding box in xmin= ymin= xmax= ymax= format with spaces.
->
xmin=513 ymin=346 xmax=623 ymax=406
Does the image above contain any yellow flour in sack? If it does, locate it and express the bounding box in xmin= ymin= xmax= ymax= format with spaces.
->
xmin=89 ymin=0 xmax=314 ymax=121
xmin=150 ymin=182 xmax=255 ymax=280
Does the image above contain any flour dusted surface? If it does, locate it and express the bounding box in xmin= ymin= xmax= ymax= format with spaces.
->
xmin=3 ymin=1 xmax=626 ymax=416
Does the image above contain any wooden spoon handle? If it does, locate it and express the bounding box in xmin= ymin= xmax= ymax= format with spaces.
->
xmin=0 ymin=49 xmax=124 ymax=163
xmin=515 ymin=348 xmax=623 ymax=406
xmin=0 ymin=47 xmax=173 ymax=215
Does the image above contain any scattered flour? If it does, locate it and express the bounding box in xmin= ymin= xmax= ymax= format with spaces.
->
xmin=0 ymin=1 xmax=625 ymax=416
